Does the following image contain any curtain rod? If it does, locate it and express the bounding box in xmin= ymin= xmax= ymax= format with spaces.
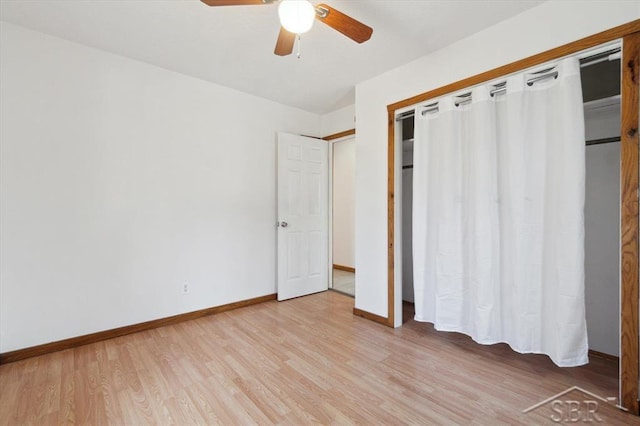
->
xmin=396 ymin=47 xmax=621 ymax=122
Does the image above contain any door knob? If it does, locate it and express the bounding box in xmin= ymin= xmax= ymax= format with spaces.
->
xmin=281 ymin=221 xmax=288 ymax=228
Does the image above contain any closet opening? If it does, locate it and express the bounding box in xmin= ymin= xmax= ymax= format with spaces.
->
xmin=399 ymin=116 xmax=416 ymax=323
xmin=387 ymin=23 xmax=640 ymax=413
xmin=395 ymin=42 xmax=622 ymax=394
xmin=581 ymin=51 xmax=621 ymax=362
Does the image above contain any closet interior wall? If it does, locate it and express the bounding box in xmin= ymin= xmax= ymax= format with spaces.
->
xmin=583 ymin=57 xmax=621 ymax=357
xmin=401 ymin=119 xmax=414 ymax=304
xmin=399 ymin=56 xmax=622 ymax=358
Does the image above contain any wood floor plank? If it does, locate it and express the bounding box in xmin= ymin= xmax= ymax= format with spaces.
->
xmin=200 ymin=375 xmax=258 ymax=423
xmin=1 ymin=291 xmax=639 ymax=424
xmin=0 ymin=378 xmax=20 ymax=425
xmin=185 ymin=379 xmax=234 ymax=425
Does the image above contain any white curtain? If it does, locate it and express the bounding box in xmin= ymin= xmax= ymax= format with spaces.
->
xmin=412 ymin=57 xmax=588 ymax=367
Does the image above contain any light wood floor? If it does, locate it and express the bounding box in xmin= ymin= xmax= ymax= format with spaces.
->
xmin=1 ymin=291 xmax=638 ymax=425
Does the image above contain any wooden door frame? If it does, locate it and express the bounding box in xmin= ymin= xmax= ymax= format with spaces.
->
xmin=385 ymin=20 xmax=640 ymax=414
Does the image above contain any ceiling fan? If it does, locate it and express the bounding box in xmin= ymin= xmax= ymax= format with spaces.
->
xmin=200 ymin=0 xmax=373 ymax=56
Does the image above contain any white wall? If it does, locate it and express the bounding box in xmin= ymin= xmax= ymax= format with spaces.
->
xmin=585 ymin=98 xmax=622 ymax=140
xmin=332 ymin=138 xmax=356 ymax=268
xmin=585 ymin=142 xmax=620 ymax=356
xmin=321 ymin=104 xmax=355 ymax=137
xmin=584 ymin=101 xmax=621 ymax=356
xmin=0 ymin=22 xmax=321 ymax=352
xmin=354 ymin=1 xmax=640 ymax=323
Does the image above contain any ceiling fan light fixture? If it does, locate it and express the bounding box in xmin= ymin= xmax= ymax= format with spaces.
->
xmin=278 ymin=0 xmax=315 ymax=34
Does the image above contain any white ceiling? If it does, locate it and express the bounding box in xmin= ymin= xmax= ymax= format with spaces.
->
xmin=0 ymin=0 xmax=544 ymax=114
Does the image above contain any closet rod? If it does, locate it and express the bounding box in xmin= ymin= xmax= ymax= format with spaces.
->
xmin=396 ymin=47 xmax=622 ymax=122
xmin=580 ymin=47 xmax=621 ymax=68
xmin=586 ymin=136 xmax=621 ymax=146
xmin=402 ymin=137 xmax=621 ymax=168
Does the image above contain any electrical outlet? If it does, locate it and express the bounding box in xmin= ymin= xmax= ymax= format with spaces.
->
xmin=181 ymin=282 xmax=190 ymax=295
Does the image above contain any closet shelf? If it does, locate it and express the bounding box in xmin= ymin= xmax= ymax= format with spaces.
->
xmin=583 ymin=94 xmax=620 ymax=112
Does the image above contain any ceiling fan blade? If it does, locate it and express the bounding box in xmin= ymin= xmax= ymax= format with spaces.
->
xmin=200 ymin=0 xmax=275 ymax=6
xmin=315 ymin=4 xmax=373 ymax=44
xmin=274 ymin=27 xmax=295 ymax=56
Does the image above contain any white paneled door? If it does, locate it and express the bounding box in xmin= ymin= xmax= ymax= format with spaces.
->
xmin=277 ymin=132 xmax=328 ymax=301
